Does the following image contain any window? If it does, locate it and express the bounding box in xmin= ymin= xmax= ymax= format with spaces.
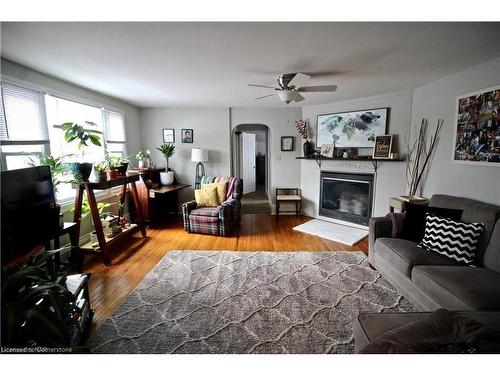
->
xmin=0 ymin=83 xmax=49 ymax=170
xmin=0 ymin=82 xmax=128 ymax=201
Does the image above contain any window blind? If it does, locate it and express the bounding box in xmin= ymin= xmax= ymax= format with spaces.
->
xmin=0 ymin=83 xmax=49 ymax=145
xmin=104 ymin=110 xmax=126 ymax=143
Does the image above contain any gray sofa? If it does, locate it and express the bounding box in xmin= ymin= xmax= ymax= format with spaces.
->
xmin=369 ymin=194 xmax=500 ymax=311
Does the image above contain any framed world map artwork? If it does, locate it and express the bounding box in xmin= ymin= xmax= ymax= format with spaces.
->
xmin=453 ymin=86 xmax=500 ymax=166
xmin=316 ymin=107 xmax=388 ymax=149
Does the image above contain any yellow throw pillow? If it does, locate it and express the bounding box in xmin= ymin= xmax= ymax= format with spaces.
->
xmin=194 ymin=185 xmax=219 ymax=207
xmin=202 ymin=182 xmax=227 ymax=204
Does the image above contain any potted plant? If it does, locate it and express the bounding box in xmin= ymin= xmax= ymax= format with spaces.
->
xmin=105 ymin=153 xmax=129 ymax=178
xmin=27 ymin=153 xmax=72 ymax=228
xmin=1 ymin=250 xmax=77 ymax=347
xmin=404 ymin=118 xmax=444 ymax=199
xmin=135 ymin=150 xmax=151 ymax=168
xmin=93 ymin=161 xmax=109 ymax=183
xmin=60 ymin=121 xmax=102 ymax=181
xmin=156 ymin=144 xmax=176 ymax=185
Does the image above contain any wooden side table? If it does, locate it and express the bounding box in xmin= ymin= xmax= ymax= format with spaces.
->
xmin=389 ymin=196 xmax=429 ymax=213
xmin=276 ymin=187 xmax=302 ymax=217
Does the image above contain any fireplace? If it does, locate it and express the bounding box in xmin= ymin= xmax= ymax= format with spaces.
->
xmin=319 ymin=171 xmax=374 ymax=226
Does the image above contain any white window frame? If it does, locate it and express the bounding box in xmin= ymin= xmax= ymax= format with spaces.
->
xmin=0 ymin=75 xmax=128 ymax=206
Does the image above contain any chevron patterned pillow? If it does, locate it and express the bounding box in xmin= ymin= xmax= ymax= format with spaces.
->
xmin=419 ymin=214 xmax=484 ymax=265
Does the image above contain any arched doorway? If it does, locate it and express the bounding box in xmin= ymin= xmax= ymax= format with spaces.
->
xmin=232 ymin=124 xmax=270 ymax=214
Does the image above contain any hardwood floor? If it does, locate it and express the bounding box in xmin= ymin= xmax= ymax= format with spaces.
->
xmin=83 ymin=214 xmax=368 ymax=331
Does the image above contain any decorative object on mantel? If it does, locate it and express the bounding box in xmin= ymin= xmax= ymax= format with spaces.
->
xmin=317 ymin=107 xmax=388 ymax=149
xmin=320 ymin=144 xmax=334 ymax=157
xmin=191 ymin=148 xmax=209 ymax=189
xmin=281 ymin=136 xmax=295 ymax=151
xmin=453 ymin=85 xmax=500 ymax=166
xmin=373 ymin=135 xmax=394 ymax=159
xmin=295 ymin=119 xmax=315 ymax=157
xmin=405 ymin=118 xmax=444 ymax=197
xmin=157 ymin=143 xmax=176 ymax=185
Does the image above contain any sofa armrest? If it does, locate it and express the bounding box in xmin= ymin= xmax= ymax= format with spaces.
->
xmin=182 ymin=200 xmax=198 ymax=231
xmin=368 ymin=216 xmax=393 ymax=267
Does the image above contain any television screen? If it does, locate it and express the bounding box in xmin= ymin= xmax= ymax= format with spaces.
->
xmin=1 ymin=166 xmax=59 ymax=263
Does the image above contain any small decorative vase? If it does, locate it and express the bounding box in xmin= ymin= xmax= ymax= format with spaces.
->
xmin=138 ymin=160 xmax=145 ymax=168
xmin=303 ymin=140 xmax=314 ymax=158
xmin=95 ymin=171 xmax=107 ymax=183
xmin=69 ymin=162 xmax=93 ymax=181
xmin=160 ymin=171 xmax=175 ymax=185
xmin=108 ymin=170 xmax=118 ymax=179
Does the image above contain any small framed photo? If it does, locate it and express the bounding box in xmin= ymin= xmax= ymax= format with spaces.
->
xmin=181 ymin=129 xmax=194 ymax=143
xmin=372 ymin=135 xmax=393 ymax=159
xmin=320 ymin=144 xmax=334 ymax=158
xmin=162 ymin=128 xmax=175 ymax=143
xmin=281 ymin=136 xmax=295 ymax=151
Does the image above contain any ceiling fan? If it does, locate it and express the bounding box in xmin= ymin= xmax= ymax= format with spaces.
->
xmin=248 ymin=72 xmax=337 ymax=104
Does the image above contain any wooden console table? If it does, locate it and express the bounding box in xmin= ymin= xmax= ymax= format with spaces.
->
xmin=133 ymin=168 xmax=190 ymax=226
xmin=72 ymin=174 xmax=147 ymax=266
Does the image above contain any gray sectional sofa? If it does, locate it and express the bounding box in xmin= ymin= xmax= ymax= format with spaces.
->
xmin=368 ymin=194 xmax=500 ymax=311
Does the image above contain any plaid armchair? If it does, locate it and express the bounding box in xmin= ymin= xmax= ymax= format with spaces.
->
xmin=182 ymin=176 xmax=243 ymax=236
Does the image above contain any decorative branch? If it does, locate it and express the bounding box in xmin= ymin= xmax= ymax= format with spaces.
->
xmin=405 ymin=118 xmax=444 ymax=196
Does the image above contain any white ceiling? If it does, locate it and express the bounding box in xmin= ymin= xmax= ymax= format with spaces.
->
xmin=1 ymin=22 xmax=500 ymax=108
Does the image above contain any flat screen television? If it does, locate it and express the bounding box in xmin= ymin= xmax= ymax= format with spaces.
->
xmin=1 ymin=166 xmax=59 ymax=264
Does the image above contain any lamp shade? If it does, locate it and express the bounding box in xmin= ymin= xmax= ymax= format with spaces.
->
xmin=191 ymin=148 xmax=209 ymax=162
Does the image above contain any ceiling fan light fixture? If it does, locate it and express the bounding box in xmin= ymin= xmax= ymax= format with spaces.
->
xmin=277 ymin=90 xmax=295 ymax=104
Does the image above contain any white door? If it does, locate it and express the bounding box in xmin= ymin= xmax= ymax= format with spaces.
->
xmin=241 ymin=132 xmax=256 ymax=194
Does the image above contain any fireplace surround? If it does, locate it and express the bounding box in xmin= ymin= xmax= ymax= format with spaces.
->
xmin=319 ymin=171 xmax=374 ymax=226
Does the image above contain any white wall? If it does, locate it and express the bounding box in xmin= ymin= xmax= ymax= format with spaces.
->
xmin=410 ymin=57 xmax=500 ymax=205
xmin=300 ymin=92 xmax=413 ymax=218
xmin=1 ymin=58 xmax=143 ymax=156
xmin=139 ymin=107 xmax=231 ymax=202
xmin=230 ymin=107 xmax=302 ymax=211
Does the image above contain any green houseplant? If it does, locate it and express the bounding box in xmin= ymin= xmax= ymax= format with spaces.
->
xmin=156 ymin=144 xmax=176 ymax=185
xmin=1 ymin=250 xmax=77 ymax=347
xmin=105 ymin=153 xmax=129 ymax=178
xmin=27 ymin=154 xmax=70 ymax=194
xmin=93 ymin=160 xmax=109 ymax=183
xmin=135 ymin=149 xmax=151 ymax=168
xmin=60 ymin=121 xmax=102 ymax=181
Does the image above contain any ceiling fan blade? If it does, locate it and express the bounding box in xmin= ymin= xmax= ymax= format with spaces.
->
xmin=288 ymin=73 xmax=311 ymax=89
xmin=298 ymin=85 xmax=338 ymax=92
xmin=292 ymin=91 xmax=305 ymax=102
xmin=248 ymin=83 xmax=277 ymax=89
xmin=254 ymin=93 xmax=276 ymax=100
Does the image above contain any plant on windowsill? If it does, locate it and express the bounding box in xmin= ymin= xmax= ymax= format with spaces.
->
xmin=60 ymin=121 xmax=102 ymax=181
xmin=156 ymin=144 xmax=176 ymax=185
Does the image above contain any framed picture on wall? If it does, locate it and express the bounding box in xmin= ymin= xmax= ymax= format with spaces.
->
xmin=372 ymin=135 xmax=393 ymax=159
xmin=162 ymin=128 xmax=175 ymax=143
xmin=181 ymin=129 xmax=194 ymax=143
xmin=316 ymin=107 xmax=388 ymax=149
xmin=452 ymin=85 xmax=500 ymax=166
xmin=281 ymin=136 xmax=295 ymax=151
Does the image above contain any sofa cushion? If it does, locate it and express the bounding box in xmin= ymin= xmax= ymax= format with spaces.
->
xmin=412 ymin=266 xmax=500 ymax=310
xmin=375 ymin=238 xmax=460 ymax=278
xmin=429 ymin=194 xmax=500 ymax=265
xmin=190 ymin=207 xmax=219 ymax=217
xmin=419 ymin=214 xmax=484 ymax=265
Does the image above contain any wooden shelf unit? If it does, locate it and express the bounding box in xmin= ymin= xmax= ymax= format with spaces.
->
xmin=296 ymin=156 xmax=405 ymax=171
xmin=72 ymin=174 xmax=147 ymax=266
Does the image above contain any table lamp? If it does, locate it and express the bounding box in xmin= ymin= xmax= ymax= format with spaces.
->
xmin=191 ymin=148 xmax=209 ymax=189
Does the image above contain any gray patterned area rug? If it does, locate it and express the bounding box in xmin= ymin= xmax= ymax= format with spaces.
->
xmin=88 ymin=251 xmax=415 ymax=354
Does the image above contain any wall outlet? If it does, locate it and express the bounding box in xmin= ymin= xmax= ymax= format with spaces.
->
xmin=275 ymin=154 xmax=281 ymax=161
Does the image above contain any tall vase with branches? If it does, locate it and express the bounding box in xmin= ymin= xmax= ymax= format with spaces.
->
xmin=405 ymin=118 xmax=444 ymax=197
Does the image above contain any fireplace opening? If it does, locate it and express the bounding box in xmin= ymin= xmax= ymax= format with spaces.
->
xmin=319 ymin=172 xmax=374 ymax=226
